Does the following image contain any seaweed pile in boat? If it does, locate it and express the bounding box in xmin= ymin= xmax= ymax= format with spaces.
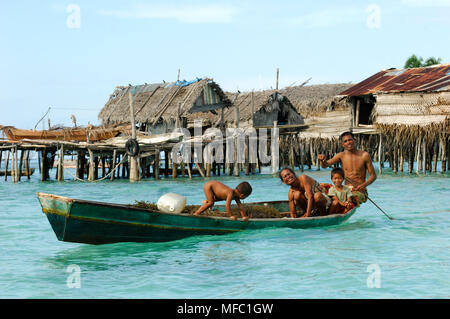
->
xmin=132 ymin=201 xmax=283 ymax=218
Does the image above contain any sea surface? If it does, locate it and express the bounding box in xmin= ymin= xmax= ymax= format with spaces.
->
xmin=1 ymin=161 xmax=449 ymax=299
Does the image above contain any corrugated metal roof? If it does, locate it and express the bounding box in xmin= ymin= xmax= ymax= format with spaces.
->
xmin=339 ymin=64 xmax=450 ymax=96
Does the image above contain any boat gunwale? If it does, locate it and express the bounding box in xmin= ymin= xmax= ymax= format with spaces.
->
xmin=36 ymin=192 xmax=356 ymax=223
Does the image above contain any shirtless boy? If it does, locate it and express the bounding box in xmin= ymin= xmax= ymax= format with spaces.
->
xmin=279 ymin=167 xmax=331 ymax=218
xmin=318 ymin=131 xmax=377 ymax=207
xmin=193 ymin=181 xmax=252 ymax=221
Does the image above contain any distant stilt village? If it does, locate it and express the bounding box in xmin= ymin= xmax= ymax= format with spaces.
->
xmin=1 ymin=64 xmax=449 ymax=183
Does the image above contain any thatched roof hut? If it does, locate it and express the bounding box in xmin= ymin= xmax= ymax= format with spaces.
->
xmin=338 ymin=64 xmax=450 ymax=134
xmin=222 ymin=90 xmax=305 ymax=128
xmin=98 ymin=78 xmax=231 ymax=133
xmin=338 ymin=64 xmax=450 ymax=173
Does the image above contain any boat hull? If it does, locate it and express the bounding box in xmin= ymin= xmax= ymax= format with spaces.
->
xmin=37 ymin=192 xmax=357 ymax=245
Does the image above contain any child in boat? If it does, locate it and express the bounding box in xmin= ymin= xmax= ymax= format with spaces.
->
xmin=193 ymin=181 xmax=252 ymax=221
xmin=327 ymin=168 xmax=355 ymax=215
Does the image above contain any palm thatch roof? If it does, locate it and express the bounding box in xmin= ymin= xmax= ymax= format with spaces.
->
xmin=221 ymin=83 xmax=353 ymax=126
xmin=98 ymin=78 xmax=231 ymax=127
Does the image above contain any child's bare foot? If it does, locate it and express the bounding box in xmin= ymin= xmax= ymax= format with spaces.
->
xmin=242 ymin=216 xmax=249 ymax=222
xmin=230 ymin=216 xmax=237 ymax=221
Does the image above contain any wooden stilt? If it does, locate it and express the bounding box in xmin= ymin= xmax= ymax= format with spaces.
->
xmin=378 ymin=134 xmax=383 ymax=175
xmin=172 ymin=153 xmax=178 ymax=179
xmin=187 ymin=162 xmax=192 ymax=179
xmin=25 ymin=150 xmax=31 ymax=179
xmin=18 ymin=149 xmax=24 ymax=182
xmin=111 ymin=150 xmax=116 ymax=181
xmin=154 ymin=149 xmax=160 ymax=180
xmin=57 ymin=144 xmax=64 ymax=182
xmin=422 ymin=137 xmax=426 ymax=174
xmin=88 ymin=148 xmax=94 ymax=181
xmin=4 ymin=150 xmax=9 ymax=181
xmin=408 ymin=145 xmax=414 ymax=174
xmin=11 ymin=148 xmax=16 ymax=183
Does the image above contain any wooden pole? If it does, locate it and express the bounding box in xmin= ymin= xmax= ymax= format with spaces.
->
xmin=18 ymin=149 xmax=24 ymax=182
xmin=422 ymin=137 xmax=426 ymax=174
xmin=11 ymin=147 xmax=16 ymax=183
xmin=4 ymin=150 xmax=9 ymax=181
xmin=88 ymin=148 xmax=94 ymax=181
xmin=355 ymin=99 xmax=361 ymax=128
xmin=187 ymin=161 xmax=192 ymax=180
xmin=276 ymin=68 xmax=279 ymax=91
xmin=172 ymin=152 xmax=178 ymax=179
xmin=25 ymin=150 xmax=31 ymax=180
xmin=111 ymin=150 xmax=116 ymax=181
xmin=378 ymin=134 xmax=383 ymax=175
xmin=408 ymin=145 xmax=414 ymax=174
xmin=128 ymin=88 xmax=139 ymax=182
xmin=164 ymin=150 xmax=169 ymax=176
xmin=154 ymin=149 xmax=160 ymax=180
xmin=57 ymin=144 xmax=64 ymax=182
xmin=271 ymin=121 xmax=279 ymax=174
xmin=416 ymin=136 xmax=421 ymax=175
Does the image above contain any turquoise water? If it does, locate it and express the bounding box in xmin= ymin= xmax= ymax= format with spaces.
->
xmin=1 ymin=163 xmax=449 ymax=299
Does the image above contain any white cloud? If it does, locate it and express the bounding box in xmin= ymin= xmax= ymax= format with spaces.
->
xmin=99 ymin=3 xmax=237 ymax=24
xmin=401 ymin=0 xmax=450 ymax=7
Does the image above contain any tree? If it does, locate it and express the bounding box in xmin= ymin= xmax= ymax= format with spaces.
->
xmin=423 ymin=57 xmax=442 ymax=66
xmin=404 ymin=54 xmax=442 ymax=68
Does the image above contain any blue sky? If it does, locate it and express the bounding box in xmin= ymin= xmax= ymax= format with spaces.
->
xmin=1 ymin=0 xmax=449 ymax=129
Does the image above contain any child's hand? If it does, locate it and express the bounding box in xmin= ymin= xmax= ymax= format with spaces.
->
xmin=345 ymin=201 xmax=354 ymax=210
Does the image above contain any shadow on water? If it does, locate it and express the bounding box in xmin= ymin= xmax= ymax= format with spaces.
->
xmin=41 ymin=232 xmax=245 ymax=270
xmin=324 ymin=219 xmax=377 ymax=232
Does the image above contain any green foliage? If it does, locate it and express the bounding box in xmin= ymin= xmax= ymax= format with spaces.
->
xmin=404 ymin=54 xmax=442 ymax=68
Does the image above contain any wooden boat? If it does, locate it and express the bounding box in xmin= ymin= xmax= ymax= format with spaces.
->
xmin=0 ymin=168 xmax=35 ymax=177
xmin=36 ymin=192 xmax=357 ymax=245
xmin=0 ymin=124 xmax=131 ymax=142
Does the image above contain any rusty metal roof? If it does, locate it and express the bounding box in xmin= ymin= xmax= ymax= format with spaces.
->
xmin=339 ymin=64 xmax=450 ymax=96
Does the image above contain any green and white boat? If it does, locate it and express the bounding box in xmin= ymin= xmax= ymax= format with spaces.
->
xmin=37 ymin=192 xmax=357 ymax=245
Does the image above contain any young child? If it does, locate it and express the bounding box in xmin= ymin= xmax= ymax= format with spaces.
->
xmin=193 ymin=181 xmax=252 ymax=221
xmin=327 ymin=168 xmax=355 ymax=215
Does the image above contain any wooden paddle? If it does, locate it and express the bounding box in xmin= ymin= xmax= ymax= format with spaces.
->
xmin=344 ymin=176 xmax=394 ymax=221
